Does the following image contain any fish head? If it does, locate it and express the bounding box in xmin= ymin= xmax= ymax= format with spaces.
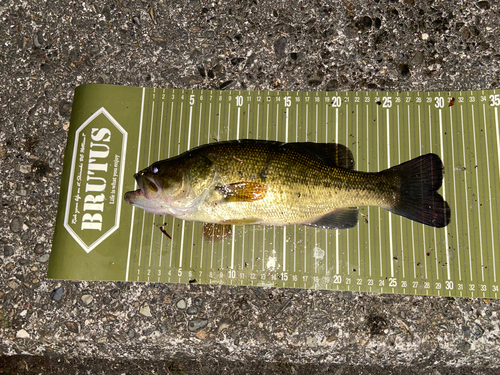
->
xmin=124 ymin=154 xmax=215 ymax=217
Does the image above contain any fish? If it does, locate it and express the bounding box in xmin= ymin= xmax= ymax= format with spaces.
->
xmin=124 ymin=140 xmax=451 ymax=238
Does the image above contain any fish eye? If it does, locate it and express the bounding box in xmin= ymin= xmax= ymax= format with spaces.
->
xmin=152 ymin=165 xmax=159 ymax=174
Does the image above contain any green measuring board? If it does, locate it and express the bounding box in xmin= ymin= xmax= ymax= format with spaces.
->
xmin=48 ymin=84 xmax=500 ymax=299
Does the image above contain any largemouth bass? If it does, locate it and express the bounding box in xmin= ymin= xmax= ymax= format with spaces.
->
xmin=124 ymin=140 xmax=450 ymax=236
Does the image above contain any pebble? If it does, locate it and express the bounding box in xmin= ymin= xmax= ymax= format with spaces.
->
xmin=8 ymin=280 xmax=20 ymax=290
xmin=186 ymin=306 xmax=198 ymax=315
xmin=16 ymin=329 xmax=30 ymax=339
xmin=193 ymin=297 xmax=204 ymax=307
xmin=127 ymin=329 xmax=135 ymax=339
xmin=188 ymin=318 xmax=208 ymax=332
xmin=410 ymin=51 xmax=424 ymax=66
xmin=34 ymin=243 xmax=44 ymax=254
xmin=10 ymin=217 xmax=23 ymax=233
xmin=65 ymin=321 xmax=79 ymax=333
xmin=4 ymin=245 xmax=14 ymax=257
xmin=19 ymin=165 xmax=31 ymax=174
xmin=50 ymin=286 xmax=64 ymax=301
xmin=176 ymin=299 xmax=187 ymax=310
xmin=36 ymin=254 xmax=50 ymax=263
xmin=422 ymin=33 xmax=429 ymax=40
xmin=139 ymin=303 xmax=152 ymax=317
xmin=16 ymin=184 xmax=27 ymax=196
xmin=110 ymin=289 xmax=120 ymax=299
xmin=81 ymin=295 xmax=93 ymax=305
xmin=195 ymin=329 xmax=207 ymax=340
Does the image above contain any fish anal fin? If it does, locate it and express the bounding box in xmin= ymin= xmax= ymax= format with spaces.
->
xmin=304 ymin=207 xmax=359 ymax=230
xmin=222 ymin=218 xmax=261 ymax=225
xmin=216 ymin=182 xmax=267 ymax=202
xmin=283 ymin=142 xmax=355 ymax=170
xmin=203 ymin=223 xmax=233 ymax=241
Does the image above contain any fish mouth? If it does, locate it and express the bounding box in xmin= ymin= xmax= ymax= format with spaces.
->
xmin=124 ymin=173 xmax=160 ymax=203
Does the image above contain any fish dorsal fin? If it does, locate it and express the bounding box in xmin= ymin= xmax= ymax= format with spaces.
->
xmin=283 ymin=142 xmax=355 ymax=169
xmin=304 ymin=207 xmax=359 ymax=230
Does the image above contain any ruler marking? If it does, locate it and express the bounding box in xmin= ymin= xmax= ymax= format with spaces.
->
xmin=438 ymin=109 xmax=451 ymax=280
xmin=495 ymin=107 xmax=500 ymax=283
xmin=158 ymin=100 xmax=165 ymax=275
xmin=168 ymin=95 xmax=176 ymax=269
xmin=459 ymin=106 xmax=473 ymax=282
xmin=366 ymin=103 xmax=372 ymax=277
xmin=126 ymin=88 xmax=146 ymax=281
xmin=471 ymin=105 xmax=485 ymax=282
xmin=276 ymin=103 xmax=279 ymax=140
xmin=176 ymin=100 xmax=189 ymax=270
xmin=482 ymin=104 xmax=496 ymax=283
xmin=411 ymin=106 xmax=416 ymax=279
xmin=344 ymin=104 xmax=349 ymax=279
xmin=376 ymin=104 xmax=383 ymax=278
xmin=449 ymin=105 xmax=461 ymax=281
xmin=217 ymin=102 xmax=221 ymax=140
xmin=236 ymin=106 xmax=241 ymax=139
xmin=227 ymin=101 xmax=231 ymax=141
xmin=285 ymin=107 xmax=289 ymax=142
xmin=429 ymin=105 xmax=439 ymax=282
xmin=315 ymin=103 xmax=318 ymax=275
xmin=387 ymin=106 xmax=394 ymax=278
xmin=397 ymin=103 xmax=404 ymax=280
xmin=146 ymin=99 xmax=157 ymax=271
xmin=356 ymin=101 xmax=361 ymax=279
xmin=231 ymin=227 xmax=235 ymax=270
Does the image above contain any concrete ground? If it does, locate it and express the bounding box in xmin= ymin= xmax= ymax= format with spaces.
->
xmin=1 ymin=0 xmax=500 ymax=373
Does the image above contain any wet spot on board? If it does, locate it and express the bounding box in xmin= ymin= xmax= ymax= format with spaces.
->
xmin=313 ymin=247 xmax=325 ymax=260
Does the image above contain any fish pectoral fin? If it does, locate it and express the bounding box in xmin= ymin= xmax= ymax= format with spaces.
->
xmin=303 ymin=207 xmax=359 ymax=230
xmin=203 ymin=223 xmax=233 ymax=241
xmin=283 ymin=142 xmax=355 ymax=169
xmin=216 ymin=182 xmax=267 ymax=202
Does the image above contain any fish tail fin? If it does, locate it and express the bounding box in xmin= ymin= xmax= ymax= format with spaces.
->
xmin=383 ymin=153 xmax=451 ymax=228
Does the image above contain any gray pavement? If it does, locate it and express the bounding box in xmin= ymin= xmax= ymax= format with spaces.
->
xmin=1 ymin=0 xmax=500 ymax=373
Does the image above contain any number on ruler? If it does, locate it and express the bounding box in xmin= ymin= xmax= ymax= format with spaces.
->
xmin=389 ymin=278 xmax=397 ymax=287
xmin=331 ymin=96 xmax=341 ymax=107
xmin=235 ymin=95 xmax=243 ymax=107
xmin=333 ymin=275 xmax=342 ymax=284
xmin=284 ymin=96 xmax=291 ymax=107
xmin=383 ymin=97 xmax=392 ymax=108
xmin=490 ymin=94 xmax=500 ymax=107
xmin=434 ymin=96 xmax=444 ymax=108
xmin=189 ymin=94 xmax=195 ymax=105
xmin=228 ymin=269 xmax=236 ymax=279
xmin=445 ymin=280 xmax=454 ymax=290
